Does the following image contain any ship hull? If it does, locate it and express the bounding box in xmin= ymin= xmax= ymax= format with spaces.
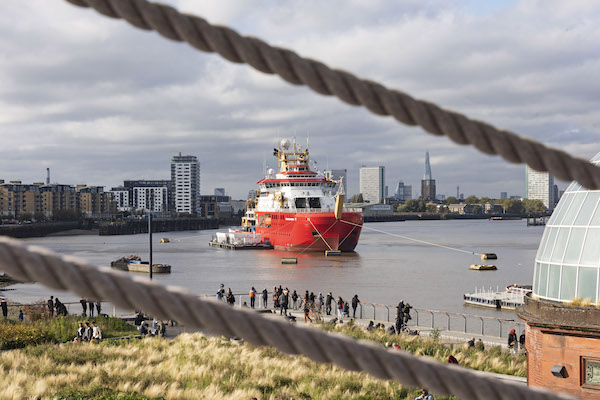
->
xmin=254 ymin=211 xmax=363 ymax=252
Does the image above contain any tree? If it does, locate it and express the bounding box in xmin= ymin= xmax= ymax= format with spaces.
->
xmin=350 ymin=193 xmax=364 ymax=203
xmin=479 ymin=197 xmax=491 ymax=204
xmin=426 ymin=202 xmax=438 ymax=213
xmin=502 ymin=198 xmax=525 ymax=214
xmin=522 ymin=199 xmax=547 ymax=214
xmin=472 ymin=205 xmax=483 ymax=214
xmin=398 ymin=199 xmax=426 ymax=212
xmin=465 ymin=195 xmax=479 ymax=204
xmin=444 ymin=196 xmax=460 ymax=205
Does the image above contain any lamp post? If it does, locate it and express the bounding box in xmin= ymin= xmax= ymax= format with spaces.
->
xmin=148 ymin=212 xmax=153 ymax=280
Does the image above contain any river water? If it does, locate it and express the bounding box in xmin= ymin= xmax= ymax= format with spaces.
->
xmin=6 ymin=219 xmax=543 ymax=320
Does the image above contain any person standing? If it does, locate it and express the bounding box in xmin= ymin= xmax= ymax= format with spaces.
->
xmin=395 ymin=306 xmax=403 ymax=334
xmin=77 ymin=322 xmax=85 ymax=341
xmin=351 ymin=294 xmax=360 ymax=318
xmin=96 ymin=301 xmax=102 ymax=316
xmin=0 ymin=298 xmax=7 ymax=318
xmin=318 ymin=293 xmax=324 ymax=312
xmin=217 ymin=284 xmax=225 ymax=301
xmin=18 ymin=309 xmax=24 ymax=321
xmin=303 ymin=301 xmax=312 ymax=323
xmin=279 ymin=291 xmax=288 ymax=316
xmin=83 ymin=322 xmax=93 ymax=341
xmin=262 ymin=288 xmax=268 ymax=308
xmin=88 ymin=300 xmax=95 ymax=317
xmin=92 ymin=322 xmax=102 ymax=341
xmin=47 ymin=296 xmax=54 ymax=317
xmin=80 ymin=298 xmax=87 ymax=316
xmin=326 ymin=292 xmax=333 ymax=315
xmin=519 ymin=331 xmax=526 ymax=352
xmin=249 ymin=287 xmax=256 ymax=309
xmin=508 ymin=329 xmax=518 ymax=354
xmin=291 ymin=290 xmax=298 ymax=310
xmin=273 ymin=286 xmax=279 ymax=309
xmin=336 ymin=297 xmax=344 ymax=320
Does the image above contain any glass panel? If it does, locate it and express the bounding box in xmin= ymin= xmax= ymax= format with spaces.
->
xmin=540 ymin=227 xmax=557 ymax=262
xmin=589 ymin=198 xmax=600 ymax=226
xmin=547 ymin=264 xmax=561 ymax=299
xmin=565 ymin=181 xmax=578 ymax=193
xmin=550 ymin=228 xmax=570 ymax=263
xmin=575 ymin=192 xmax=600 ymax=226
xmin=533 ymin=262 xmax=541 ymax=294
xmin=548 ymin=194 xmax=572 ymax=225
xmin=538 ymin=264 xmax=549 ymax=297
xmin=535 ymin=228 xmax=551 ymax=261
xmin=578 ymin=267 xmax=598 ymax=302
xmin=580 ymin=228 xmax=600 ymax=266
xmin=560 ymin=265 xmax=577 ymax=301
xmin=561 ymin=193 xmax=586 ymax=226
xmin=563 ymin=228 xmax=585 ymax=264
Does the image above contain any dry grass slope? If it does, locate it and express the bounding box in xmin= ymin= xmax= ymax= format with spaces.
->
xmin=0 ymin=333 xmax=457 ymax=400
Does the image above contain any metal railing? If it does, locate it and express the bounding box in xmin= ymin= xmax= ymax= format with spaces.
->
xmin=357 ymin=302 xmax=524 ymax=338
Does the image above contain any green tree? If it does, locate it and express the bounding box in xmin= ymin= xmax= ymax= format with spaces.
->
xmin=479 ymin=197 xmax=491 ymax=204
xmin=465 ymin=195 xmax=479 ymax=204
xmin=350 ymin=193 xmax=364 ymax=203
xmin=502 ymin=198 xmax=525 ymax=214
xmin=472 ymin=205 xmax=482 ymax=214
xmin=522 ymin=199 xmax=547 ymax=214
xmin=444 ymin=196 xmax=460 ymax=205
xmin=398 ymin=199 xmax=426 ymax=212
xmin=426 ymin=202 xmax=438 ymax=213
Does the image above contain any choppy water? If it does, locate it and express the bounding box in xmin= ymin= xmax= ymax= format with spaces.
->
xmin=8 ymin=219 xmax=543 ymax=319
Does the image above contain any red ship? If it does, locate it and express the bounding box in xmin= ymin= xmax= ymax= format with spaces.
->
xmin=247 ymin=139 xmax=363 ymax=252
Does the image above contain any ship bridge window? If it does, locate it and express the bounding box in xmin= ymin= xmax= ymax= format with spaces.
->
xmin=309 ymin=198 xmax=321 ymax=208
xmin=295 ymin=198 xmax=307 ymax=208
xmin=258 ymin=214 xmax=271 ymax=228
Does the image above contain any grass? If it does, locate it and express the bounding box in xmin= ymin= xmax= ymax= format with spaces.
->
xmin=0 ymin=315 xmax=138 ymax=349
xmin=319 ymin=321 xmax=527 ymax=377
xmin=0 ymin=333 xmax=458 ymax=400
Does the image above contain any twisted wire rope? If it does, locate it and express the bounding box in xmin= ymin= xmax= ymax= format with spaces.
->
xmin=65 ymin=0 xmax=600 ymax=190
xmin=0 ymin=237 xmax=574 ymax=400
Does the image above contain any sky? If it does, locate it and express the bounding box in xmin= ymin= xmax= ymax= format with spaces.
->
xmin=1 ymin=0 xmax=599 ymax=200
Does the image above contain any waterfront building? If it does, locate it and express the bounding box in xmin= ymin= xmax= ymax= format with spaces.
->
xmin=77 ymin=186 xmax=113 ymax=216
xmin=525 ymin=166 xmax=556 ymax=211
xmin=109 ymin=187 xmax=131 ymax=212
xmin=40 ymin=184 xmax=78 ymax=218
xmin=123 ymin=180 xmax=174 ymax=212
xmin=214 ymin=188 xmax=226 ymax=196
xmin=421 ymin=152 xmax=436 ymax=201
xmin=500 ymin=192 xmax=508 ymax=199
xmin=171 ymin=153 xmax=200 ymax=215
xmin=133 ymin=186 xmax=168 ymax=214
xmin=359 ymin=166 xmax=385 ymax=203
xmin=324 ymin=169 xmax=348 ymax=195
xmin=394 ymin=181 xmax=412 ymax=202
xmin=517 ymin=152 xmax=600 ymax=398
xmin=198 ymin=194 xmax=230 ymax=218
xmin=0 ymin=181 xmax=41 ymax=217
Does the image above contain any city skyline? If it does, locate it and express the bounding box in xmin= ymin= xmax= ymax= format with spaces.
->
xmin=0 ymin=1 xmax=597 ymax=199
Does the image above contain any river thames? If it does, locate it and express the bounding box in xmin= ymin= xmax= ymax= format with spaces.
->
xmin=7 ymin=219 xmax=544 ymax=320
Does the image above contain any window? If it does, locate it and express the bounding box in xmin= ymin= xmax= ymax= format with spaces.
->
xmin=582 ymin=358 xmax=600 ymax=389
xmin=559 ymin=265 xmax=577 ymax=301
xmin=578 ymin=267 xmax=598 ymax=302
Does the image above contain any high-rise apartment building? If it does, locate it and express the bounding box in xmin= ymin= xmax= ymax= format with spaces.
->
xmin=133 ymin=186 xmax=168 ymax=213
xmin=171 ymin=153 xmax=200 ymax=214
xmin=323 ymin=169 xmax=348 ymax=195
xmin=394 ymin=181 xmax=412 ymax=202
xmin=526 ymin=166 xmax=555 ymax=211
xmin=359 ymin=166 xmax=385 ymax=203
xmin=421 ymin=152 xmax=436 ymax=201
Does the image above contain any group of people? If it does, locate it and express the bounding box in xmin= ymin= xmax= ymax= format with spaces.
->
xmin=134 ymin=312 xmax=167 ymax=337
xmin=74 ymin=321 xmax=102 ymax=342
xmin=507 ymin=329 xmax=526 ymax=354
xmin=79 ymin=298 xmax=102 ymax=317
xmin=394 ymin=300 xmax=412 ymax=334
xmin=47 ymin=296 xmax=68 ymax=317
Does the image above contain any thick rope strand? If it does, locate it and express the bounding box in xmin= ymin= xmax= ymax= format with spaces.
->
xmin=0 ymin=237 xmax=574 ymax=400
xmin=65 ymin=0 xmax=600 ymax=190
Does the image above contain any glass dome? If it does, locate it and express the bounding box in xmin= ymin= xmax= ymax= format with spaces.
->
xmin=533 ymin=152 xmax=600 ymax=304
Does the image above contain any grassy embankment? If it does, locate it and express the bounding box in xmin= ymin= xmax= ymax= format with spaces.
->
xmin=0 ymin=318 xmax=525 ymax=400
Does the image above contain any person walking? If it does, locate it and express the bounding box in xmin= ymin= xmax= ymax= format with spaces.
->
xmin=291 ymin=290 xmax=298 ymax=310
xmin=262 ymin=288 xmax=268 ymax=308
xmin=351 ymin=294 xmax=360 ymax=318
xmin=83 ymin=322 xmax=93 ymax=341
xmin=0 ymin=298 xmax=7 ymax=318
xmin=508 ymin=329 xmax=518 ymax=354
xmin=325 ymin=292 xmax=333 ymax=315
xmin=336 ymin=297 xmax=344 ymax=320
xmin=303 ymin=301 xmax=312 ymax=323
xmin=309 ymin=292 xmax=315 ymax=304
xmin=249 ymin=287 xmax=256 ymax=309
xmin=80 ymin=298 xmax=87 ymax=316
xmin=47 ymin=296 xmax=54 ymax=317
xmin=395 ymin=306 xmax=403 ymax=334
xmin=217 ymin=284 xmax=225 ymax=301
xmin=317 ymin=293 xmax=324 ymax=312
xmin=77 ymin=322 xmax=85 ymax=341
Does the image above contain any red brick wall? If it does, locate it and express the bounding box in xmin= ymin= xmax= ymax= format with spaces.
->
xmin=526 ymin=324 xmax=600 ymax=399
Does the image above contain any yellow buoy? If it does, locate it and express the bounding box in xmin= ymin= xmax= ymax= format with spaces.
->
xmin=481 ymin=253 xmax=497 ymax=260
xmin=281 ymin=257 xmax=298 ymax=264
xmin=160 ymin=238 xmax=170 ymax=243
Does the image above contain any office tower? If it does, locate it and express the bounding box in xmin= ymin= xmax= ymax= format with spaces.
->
xmin=171 ymin=153 xmax=201 ymax=214
xmin=394 ymin=181 xmax=412 ymax=201
xmin=525 ymin=166 xmax=555 ymax=211
xmin=500 ymin=192 xmax=508 ymax=199
xmin=359 ymin=166 xmax=385 ymax=203
xmin=323 ymin=169 xmax=348 ymax=194
xmin=421 ymin=152 xmax=436 ymax=201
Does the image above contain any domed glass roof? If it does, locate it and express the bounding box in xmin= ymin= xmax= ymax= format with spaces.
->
xmin=533 ymin=153 xmax=600 ymax=303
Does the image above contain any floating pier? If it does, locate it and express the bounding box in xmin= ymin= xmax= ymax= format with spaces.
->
xmin=209 ymin=240 xmax=273 ymax=250
xmin=463 ymin=287 xmax=524 ymax=309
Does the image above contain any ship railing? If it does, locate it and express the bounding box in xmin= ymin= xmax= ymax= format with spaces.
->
xmin=358 ymin=302 xmax=524 ymax=339
xmin=293 ymin=208 xmax=327 ymax=213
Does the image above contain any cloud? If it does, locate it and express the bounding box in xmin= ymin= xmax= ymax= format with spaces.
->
xmin=0 ymin=0 xmax=599 ymax=199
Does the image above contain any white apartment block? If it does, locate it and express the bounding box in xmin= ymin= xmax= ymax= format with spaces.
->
xmin=323 ymin=169 xmax=347 ymax=195
xmin=109 ymin=189 xmax=130 ymax=212
xmin=359 ymin=166 xmax=385 ymax=203
xmin=133 ymin=187 xmax=168 ymax=213
xmin=171 ymin=153 xmax=200 ymax=214
xmin=526 ymin=165 xmax=555 ymax=211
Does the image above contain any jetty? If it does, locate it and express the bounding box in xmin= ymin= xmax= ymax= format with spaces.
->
xmin=463 ymin=287 xmax=524 ymax=309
